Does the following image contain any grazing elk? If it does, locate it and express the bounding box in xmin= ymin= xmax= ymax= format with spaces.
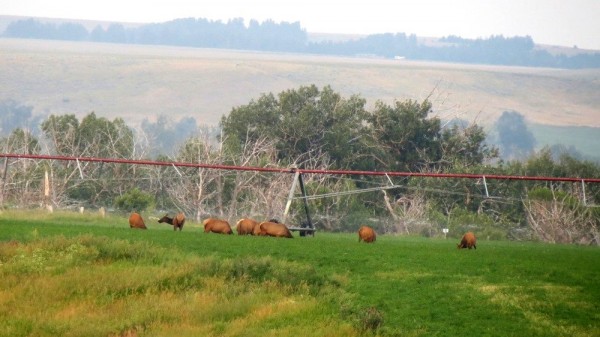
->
xmin=236 ymin=218 xmax=259 ymax=235
xmin=128 ymin=212 xmax=147 ymax=229
xmin=203 ymin=218 xmax=233 ymax=235
xmin=457 ymin=232 xmax=477 ymax=249
xmin=257 ymin=221 xmax=293 ymax=238
xmin=158 ymin=212 xmax=186 ymax=231
xmin=358 ymin=225 xmax=376 ymax=243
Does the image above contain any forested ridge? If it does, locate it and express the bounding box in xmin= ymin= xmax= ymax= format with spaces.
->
xmin=3 ymin=16 xmax=599 ymax=69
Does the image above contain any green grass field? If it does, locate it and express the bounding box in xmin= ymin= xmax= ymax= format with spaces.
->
xmin=0 ymin=210 xmax=598 ymax=337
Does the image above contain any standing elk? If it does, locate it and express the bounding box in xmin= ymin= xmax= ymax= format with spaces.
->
xmin=158 ymin=212 xmax=186 ymax=231
xmin=358 ymin=225 xmax=376 ymax=243
xmin=129 ymin=212 xmax=147 ymax=229
xmin=203 ymin=218 xmax=233 ymax=234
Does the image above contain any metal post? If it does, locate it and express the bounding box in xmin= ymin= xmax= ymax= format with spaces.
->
xmin=581 ymin=179 xmax=587 ymax=206
xmin=482 ymin=176 xmax=489 ymax=198
xmin=0 ymin=157 xmax=8 ymax=207
xmin=297 ymin=173 xmax=314 ymax=231
xmin=172 ymin=163 xmax=183 ymax=177
xmin=76 ymin=158 xmax=84 ymax=179
xmin=282 ymin=171 xmax=300 ymax=223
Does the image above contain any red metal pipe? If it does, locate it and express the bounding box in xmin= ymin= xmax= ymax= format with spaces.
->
xmin=1 ymin=153 xmax=599 ymax=183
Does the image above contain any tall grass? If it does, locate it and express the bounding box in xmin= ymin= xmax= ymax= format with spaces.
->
xmin=0 ymin=210 xmax=599 ymax=336
xmin=0 ymin=234 xmax=353 ymax=336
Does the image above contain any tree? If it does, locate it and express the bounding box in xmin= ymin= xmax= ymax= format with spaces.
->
xmin=164 ymin=134 xmax=225 ymax=221
xmin=40 ymin=113 xmax=137 ymax=207
xmin=114 ymin=187 xmax=154 ymax=213
xmin=1 ymin=128 xmax=40 ymax=155
xmin=220 ymin=85 xmax=370 ymax=169
xmin=0 ymin=129 xmax=42 ymax=208
xmin=367 ymin=99 xmax=441 ymax=172
xmin=40 ymin=114 xmax=80 ymax=156
xmin=78 ymin=112 xmax=134 ymax=158
xmin=440 ymin=122 xmax=498 ymax=168
xmin=525 ymin=187 xmax=598 ymax=244
xmin=495 ymin=110 xmax=535 ymax=160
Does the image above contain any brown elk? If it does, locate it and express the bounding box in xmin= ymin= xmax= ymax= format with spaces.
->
xmin=257 ymin=221 xmax=293 ymax=238
xmin=358 ymin=225 xmax=376 ymax=243
xmin=236 ymin=218 xmax=259 ymax=235
xmin=128 ymin=212 xmax=147 ymax=229
xmin=457 ymin=232 xmax=477 ymax=249
xmin=158 ymin=212 xmax=186 ymax=231
xmin=203 ymin=218 xmax=233 ymax=234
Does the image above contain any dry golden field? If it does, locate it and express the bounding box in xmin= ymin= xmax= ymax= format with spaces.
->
xmin=1 ymin=38 xmax=599 ymax=130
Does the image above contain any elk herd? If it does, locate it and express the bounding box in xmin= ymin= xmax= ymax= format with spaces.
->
xmin=129 ymin=212 xmax=477 ymax=247
xmin=128 ymin=212 xmax=294 ymax=238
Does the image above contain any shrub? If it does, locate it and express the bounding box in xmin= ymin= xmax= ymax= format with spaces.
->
xmin=114 ymin=188 xmax=154 ymax=212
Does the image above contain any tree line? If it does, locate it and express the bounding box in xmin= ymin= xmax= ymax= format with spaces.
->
xmin=1 ymin=85 xmax=598 ymax=244
xmin=3 ymin=17 xmax=599 ymax=69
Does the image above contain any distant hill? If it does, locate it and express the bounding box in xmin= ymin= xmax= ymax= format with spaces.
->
xmin=1 ymin=37 xmax=599 ymax=159
xmin=2 ymin=15 xmax=599 ymax=69
xmin=0 ymin=15 xmax=143 ymax=32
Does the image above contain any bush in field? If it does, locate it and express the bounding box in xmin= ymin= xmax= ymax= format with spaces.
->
xmin=441 ymin=207 xmax=507 ymax=240
xmin=114 ymin=187 xmax=154 ymax=212
xmin=525 ymin=187 xmax=599 ymax=245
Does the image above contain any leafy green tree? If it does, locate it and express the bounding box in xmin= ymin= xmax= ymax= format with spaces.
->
xmin=366 ymin=99 xmax=441 ymax=172
xmin=40 ymin=114 xmax=80 ymax=156
xmin=41 ymin=112 xmax=134 ymax=158
xmin=220 ymin=85 xmax=370 ymax=169
xmin=78 ymin=112 xmax=133 ymax=158
xmin=114 ymin=187 xmax=154 ymax=212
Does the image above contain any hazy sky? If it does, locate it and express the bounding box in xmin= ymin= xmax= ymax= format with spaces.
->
xmin=2 ymin=0 xmax=599 ymax=49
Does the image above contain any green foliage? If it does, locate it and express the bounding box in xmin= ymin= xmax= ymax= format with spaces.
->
xmin=2 ymin=86 xmax=598 ymax=246
xmin=220 ymin=91 xmax=495 ymax=172
xmin=221 ymin=85 xmax=371 ymax=168
xmin=528 ymin=186 xmax=574 ymax=203
xmin=79 ymin=112 xmax=134 ymax=158
xmin=40 ymin=113 xmax=80 ymax=156
xmin=445 ymin=207 xmax=507 ymax=240
xmin=367 ymin=99 xmax=440 ymax=171
xmin=40 ymin=112 xmax=134 ymax=158
xmin=114 ymin=187 xmax=154 ymax=212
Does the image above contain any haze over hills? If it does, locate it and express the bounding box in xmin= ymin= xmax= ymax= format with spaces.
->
xmin=0 ymin=15 xmax=599 ymax=158
xmin=3 ymin=37 xmax=598 ymax=124
xmin=2 ymin=15 xmax=599 ymax=64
